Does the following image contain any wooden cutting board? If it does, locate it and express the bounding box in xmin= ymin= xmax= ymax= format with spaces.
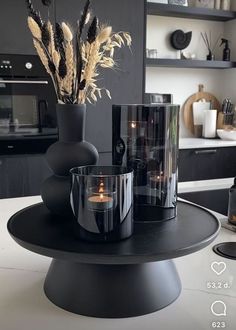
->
xmin=182 ymin=84 xmax=221 ymax=135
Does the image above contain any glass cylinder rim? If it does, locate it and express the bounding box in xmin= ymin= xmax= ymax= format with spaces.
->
xmin=70 ymin=165 xmax=133 ymax=177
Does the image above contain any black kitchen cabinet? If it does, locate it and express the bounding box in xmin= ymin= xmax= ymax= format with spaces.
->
xmin=178 ymin=147 xmax=236 ymax=182
xmin=56 ymin=0 xmax=145 ymax=152
xmin=0 ymin=151 xmax=112 ymax=198
xmin=179 ymin=189 xmax=229 ymax=215
xmin=0 ymin=154 xmax=52 ymax=198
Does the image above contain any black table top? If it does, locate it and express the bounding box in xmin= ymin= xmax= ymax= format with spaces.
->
xmin=7 ymin=201 xmax=220 ymax=265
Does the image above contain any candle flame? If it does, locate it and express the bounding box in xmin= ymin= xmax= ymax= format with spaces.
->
xmin=131 ymin=121 xmax=136 ymax=128
xmin=99 ymin=182 xmax=104 ymax=201
xmin=99 ymin=182 xmax=104 ymax=193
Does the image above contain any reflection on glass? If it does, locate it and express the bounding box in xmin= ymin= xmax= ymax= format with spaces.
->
xmin=0 ymin=95 xmax=38 ymax=133
xmin=113 ymin=104 xmax=179 ymax=221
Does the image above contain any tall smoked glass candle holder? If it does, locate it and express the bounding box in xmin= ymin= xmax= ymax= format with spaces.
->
xmin=70 ymin=166 xmax=133 ymax=242
xmin=112 ymin=104 xmax=179 ymax=222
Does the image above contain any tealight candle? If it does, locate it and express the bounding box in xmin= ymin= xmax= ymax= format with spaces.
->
xmin=88 ymin=194 xmax=113 ymax=211
xmin=88 ymin=181 xmax=113 ymax=211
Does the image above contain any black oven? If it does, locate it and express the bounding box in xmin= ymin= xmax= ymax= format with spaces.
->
xmin=0 ymin=54 xmax=58 ymax=154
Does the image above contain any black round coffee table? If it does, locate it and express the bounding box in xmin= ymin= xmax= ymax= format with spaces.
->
xmin=7 ymin=201 xmax=220 ymax=318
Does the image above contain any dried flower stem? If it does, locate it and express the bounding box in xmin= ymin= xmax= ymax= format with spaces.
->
xmin=63 ymin=42 xmax=74 ymax=95
xmin=80 ymin=40 xmax=100 ymax=103
xmin=26 ymin=1 xmax=132 ymax=104
xmin=33 ymin=38 xmax=59 ymax=100
xmin=47 ymin=21 xmax=55 ymax=56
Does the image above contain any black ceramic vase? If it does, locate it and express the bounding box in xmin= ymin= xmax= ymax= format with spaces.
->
xmin=41 ymin=104 xmax=99 ymax=216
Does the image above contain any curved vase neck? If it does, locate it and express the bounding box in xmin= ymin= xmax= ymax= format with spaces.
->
xmin=56 ymin=104 xmax=86 ymax=142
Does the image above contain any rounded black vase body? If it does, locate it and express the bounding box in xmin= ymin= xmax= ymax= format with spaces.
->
xmin=41 ymin=104 xmax=99 ymax=216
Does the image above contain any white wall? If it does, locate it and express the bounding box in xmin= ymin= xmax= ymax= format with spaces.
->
xmin=146 ymin=14 xmax=236 ymax=137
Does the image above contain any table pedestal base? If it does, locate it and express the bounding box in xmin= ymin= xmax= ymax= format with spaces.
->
xmin=44 ymin=259 xmax=181 ymax=318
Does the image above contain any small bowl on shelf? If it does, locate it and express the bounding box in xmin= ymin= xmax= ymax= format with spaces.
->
xmin=217 ymin=129 xmax=236 ymax=141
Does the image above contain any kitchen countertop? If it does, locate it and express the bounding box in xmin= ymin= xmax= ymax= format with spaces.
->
xmin=1 ymin=196 xmax=236 ymax=330
xmin=179 ymin=137 xmax=236 ymax=149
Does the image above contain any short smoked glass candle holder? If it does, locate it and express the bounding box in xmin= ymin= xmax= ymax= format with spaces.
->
xmin=70 ymin=166 xmax=133 ymax=242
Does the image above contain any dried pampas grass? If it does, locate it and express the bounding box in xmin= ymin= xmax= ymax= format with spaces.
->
xmin=28 ymin=16 xmax=41 ymax=40
xmin=26 ymin=0 xmax=132 ymax=104
xmin=97 ymin=26 xmax=112 ymax=44
xmin=62 ymin=22 xmax=73 ymax=42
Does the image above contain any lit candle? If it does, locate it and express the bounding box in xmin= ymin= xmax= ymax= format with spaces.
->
xmin=88 ymin=182 xmax=113 ymax=211
xmin=149 ymin=171 xmax=164 ymax=190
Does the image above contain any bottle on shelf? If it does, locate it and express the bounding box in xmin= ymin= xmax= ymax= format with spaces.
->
xmin=228 ymin=177 xmax=236 ymax=225
xmin=220 ymin=38 xmax=231 ymax=61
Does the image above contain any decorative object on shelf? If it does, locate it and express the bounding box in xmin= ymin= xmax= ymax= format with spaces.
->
xmin=170 ymin=30 xmax=192 ymax=50
xmin=181 ymin=51 xmax=196 ymax=59
xmin=221 ymin=0 xmax=231 ymax=10
xmin=215 ymin=0 xmax=221 ymax=9
xmin=201 ymin=31 xmax=220 ymax=60
xmin=195 ymin=0 xmax=214 ymax=9
xmin=147 ymin=49 xmax=158 ymax=58
xmin=182 ymin=84 xmax=221 ymax=135
xmin=26 ymin=0 xmax=132 ymax=216
xmin=70 ymin=166 xmax=133 ymax=242
xmin=220 ymin=38 xmax=231 ymax=61
xmin=144 ymin=93 xmax=173 ymax=104
xmin=112 ymin=104 xmax=179 ymax=222
xmin=168 ymin=0 xmax=188 ymax=6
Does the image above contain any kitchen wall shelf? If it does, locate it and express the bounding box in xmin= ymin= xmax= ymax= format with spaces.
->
xmin=147 ymin=3 xmax=236 ymax=22
xmin=146 ymin=58 xmax=236 ymax=69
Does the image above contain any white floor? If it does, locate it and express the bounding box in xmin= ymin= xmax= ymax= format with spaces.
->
xmin=1 ymin=196 xmax=236 ymax=330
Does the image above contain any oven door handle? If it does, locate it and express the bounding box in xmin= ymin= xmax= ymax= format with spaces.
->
xmin=38 ymin=100 xmax=48 ymax=133
xmin=0 ymin=80 xmax=48 ymax=84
